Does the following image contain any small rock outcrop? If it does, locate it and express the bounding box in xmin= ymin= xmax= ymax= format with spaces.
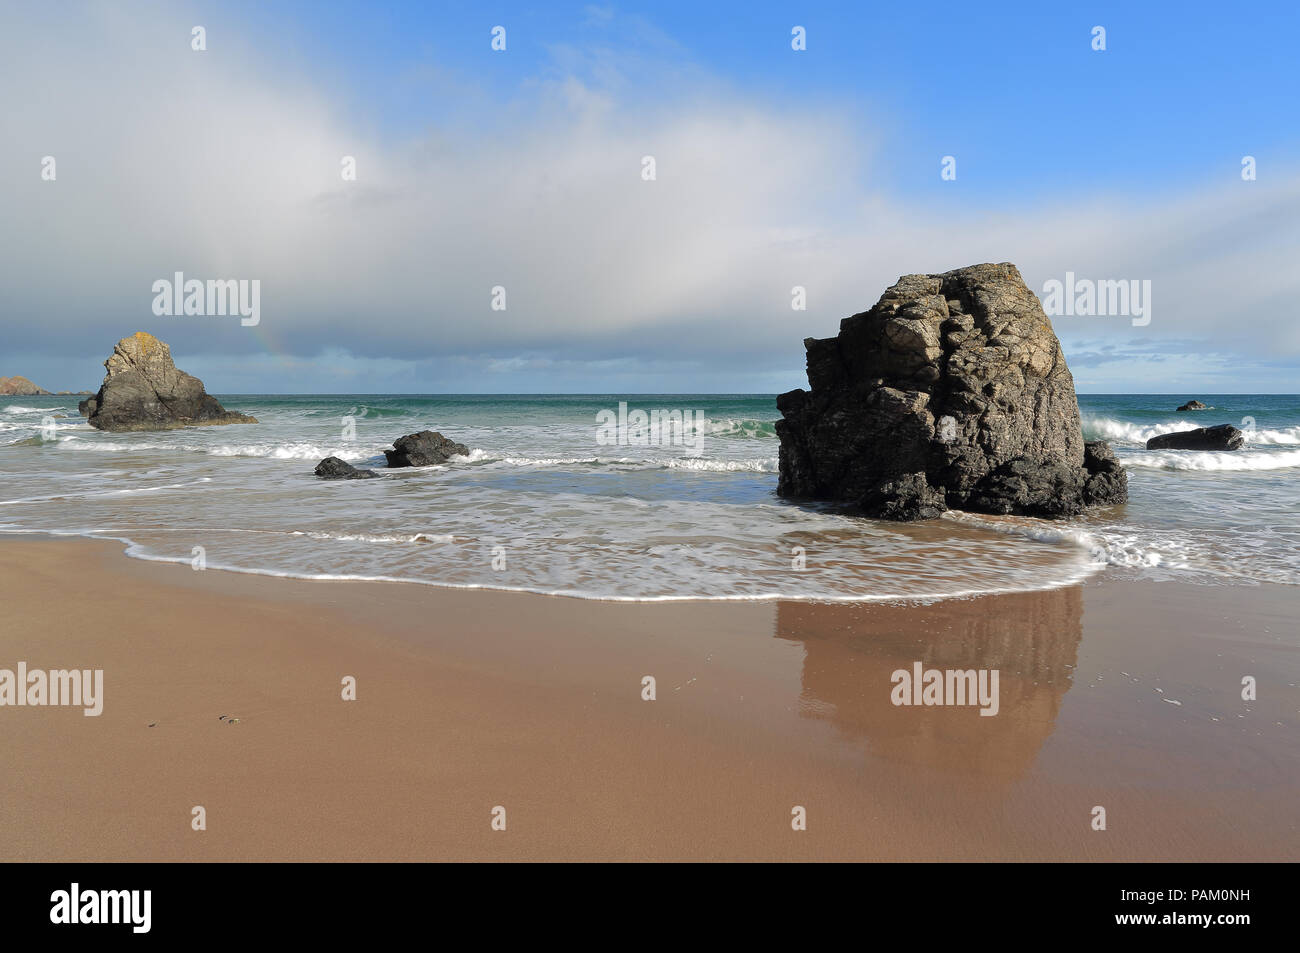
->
xmin=78 ymin=397 xmax=96 ymax=417
xmin=86 ymin=333 xmax=257 ymax=432
xmin=1080 ymin=441 xmax=1127 ymax=505
xmin=0 ymin=375 xmax=51 ymax=396
xmin=384 ymin=430 xmax=469 ymax=467
xmin=775 ymin=263 xmax=1127 ymax=520
xmin=1176 ymin=400 xmax=1210 ymax=411
xmin=314 ymin=457 xmax=378 ymax=479
xmin=1146 ymin=424 xmax=1244 ymax=451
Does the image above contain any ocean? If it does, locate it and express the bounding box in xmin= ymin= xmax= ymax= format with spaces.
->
xmin=2 ymin=394 xmax=1297 ymax=601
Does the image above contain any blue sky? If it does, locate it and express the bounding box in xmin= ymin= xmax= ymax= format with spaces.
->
xmin=3 ymin=1 xmax=1298 ymax=392
xmin=227 ymin=0 xmax=1298 ymax=201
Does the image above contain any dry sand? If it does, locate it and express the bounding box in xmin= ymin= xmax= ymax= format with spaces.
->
xmin=0 ymin=536 xmax=1295 ymax=861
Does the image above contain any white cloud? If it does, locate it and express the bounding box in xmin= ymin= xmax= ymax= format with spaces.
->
xmin=2 ymin=1 xmax=1297 ymax=393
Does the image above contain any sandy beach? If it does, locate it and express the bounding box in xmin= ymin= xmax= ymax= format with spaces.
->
xmin=1 ymin=535 xmax=1294 ymax=862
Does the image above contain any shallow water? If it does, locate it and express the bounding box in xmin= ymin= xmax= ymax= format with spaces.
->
xmin=1 ymin=393 xmax=1296 ymax=600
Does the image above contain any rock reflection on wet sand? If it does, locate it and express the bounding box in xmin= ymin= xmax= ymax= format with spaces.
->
xmin=775 ymin=587 xmax=1083 ymax=780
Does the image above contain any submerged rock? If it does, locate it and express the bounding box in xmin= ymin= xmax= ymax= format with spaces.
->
xmin=1176 ymin=400 xmax=1210 ymax=411
xmin=1146 ymin=424 xmax=1244 ymax=451
xmin=314 ymin=456 xmax=378 ymax=479
xmin=87 ymin=332 xmax=257 ymax=432
xmin=384 ymin=430 xmax=469 ymax=467
xmin=775 ymin=262 xmax=1127 ymax=520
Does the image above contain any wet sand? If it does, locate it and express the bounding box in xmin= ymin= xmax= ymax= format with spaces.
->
xmin=0 ymin=536 xmax=1295 ymax=861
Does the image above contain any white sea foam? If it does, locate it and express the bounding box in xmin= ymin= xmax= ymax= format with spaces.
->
xmin=19 ymin=432 xmax=779 ymax=472
xmin=1083 ymin=416 xmax=1200 ymax=444
xmin=205 ymin=442 xmax=377 ymax=461
xmin=54 ymin=436 xmax=382 ymax=461
xmin=1083 ymin=414 xmax=1300 ymax=447
xmin=489 ymin=455 xmax=627 ymax=466
xmin=290 ymin=530 xmax=456 ymax=544
xmin=661 ymin=456 xmax=778 ymax=472
xmin=942 ymin=511 xmax=1188 ymax=570
xmin=473 ymin=453 xmax=777 ymax=472
xmin=1250 ymin=427 xmax=1300 ymax=445
xmin=1123 ymin=449 xmax=1300 ymax=471
xmin=0 ymin=478 xmax=212 ymax=506
xmin=0 ymin=527 xmax=1098 ymax=604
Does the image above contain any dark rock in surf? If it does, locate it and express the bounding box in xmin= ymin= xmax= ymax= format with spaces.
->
xmin=78 ymin=397 xmax=96 ymax=417
xmin=1081 ymin=441 xmax=1127 ymax=507
xmin=384 ymin=430 xmax=469 ymax=468
xmin=86 ymin=332 xmax=257 ymax=432
xmin=775 ymin=262 xmax=1127 ymax=520
xmin=314 ymin=456 xmax=378 ymax=479
xmin=1146 ymin=424 xmax=1244 ymax=451
xmin=1176 ymin=400 xmax=1210 ymax=411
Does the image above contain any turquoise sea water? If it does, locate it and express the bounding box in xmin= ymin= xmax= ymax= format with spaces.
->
xmin=1 ymin=394 xmax=1296 ymax=600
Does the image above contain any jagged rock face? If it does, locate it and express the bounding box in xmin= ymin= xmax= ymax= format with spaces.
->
xmin=776 ymin=263 xmax=1127 ymax=520
xmin=87 ymin=332 xmax=257 ymax=432
xmin=1080 ymin=441 xmax=1128 ymax=506
xmin=1147 ymin=424 xmax=1243 ymax=451
xmin=384 ymin=430 xmax=469 ymax=467
xmin=0 ymin=375 xmax=50 ymax=396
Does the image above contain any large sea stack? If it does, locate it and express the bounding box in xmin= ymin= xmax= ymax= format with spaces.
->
xmin=775 ymin=263 xmax=1126 ymax=520
xmin=86 ymin=332 xmax=257 ymax=432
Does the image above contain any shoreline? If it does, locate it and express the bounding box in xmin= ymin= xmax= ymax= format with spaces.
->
xmin=0 ymin=526 xmax=1106 ymax=605
xmin=1 ymin=535 xmax=1296 ymax=861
